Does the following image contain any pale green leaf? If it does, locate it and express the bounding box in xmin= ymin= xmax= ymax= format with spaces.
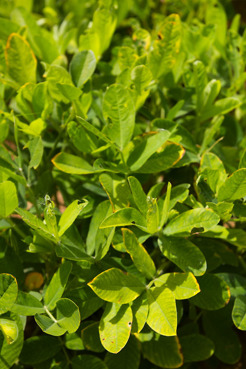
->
xmin=0 ymin=318 xmax=18 ymax=345
xmin=99 ymin=302 xmax=132 ymax=353
xmin=88 ymin=268 xmax=145 ymax=304
xmin=123 ymin=228 xmax=156 ymax=279
xmin=99 ymin=208 xmax=147 ymax=230
xmin=0 ymin=181 xmax=18 ymax=218
xmin=56 ymin=298 xmax=80 ymax=333
xmin=52 ymin=152 xmax=101 ymax=175
xmin=128 ymin=176 xmax=148 ymax=215
xmin=103 ymin=84 xmax=135 ymax=150
xmin=10 ymin=291 xmax=45 ymax=316
xmin=44 ymin=261 xmax=72 ymax=310
xmin=163 ymin=208 xmax=220 ymax=236
xmin=218 ymin=169 xmax=246 ymax=201
xmin=155 ymin=272 xmax=200 ymax=300
xmin=232 ymin=296 xmax=246 ymax=330
xmin=5 ymin=33 xmax=36 ymax=88
xmin=147 ymin=286 xmax=177 ymax=336
xmin=131 ymin=292 xmax=148 ymax=333
xmin=70 ymin=50 xmax=96 ymax=88
xmin=0 ymin=313 xmax=23 ymax=369
xmin=58 ymin=199 xmax=88 ymax=237
xmin=0 ymin=274 xmax=18 ymax=314
xmin=127 ymin=130 xmax=170 ymax=171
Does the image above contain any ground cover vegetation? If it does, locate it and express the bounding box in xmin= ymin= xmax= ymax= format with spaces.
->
xmin=0 ymin=0 xmax=246 ymax=368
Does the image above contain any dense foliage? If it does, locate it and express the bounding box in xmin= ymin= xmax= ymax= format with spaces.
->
xmin=0 ymin=0 xmax=246 ymax=368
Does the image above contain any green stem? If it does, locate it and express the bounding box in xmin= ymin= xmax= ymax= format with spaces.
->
xmin=44 ymin=306 xmax=58 ymax=323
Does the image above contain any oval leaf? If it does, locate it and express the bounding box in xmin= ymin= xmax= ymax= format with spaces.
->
xmin=147 ymin=286 xmax=177 ymax=336
xmin=232 ymin=295 xmax=246 ymax=330
xmin=99 ymin=302 xmax=132 ymax=353
xmin=88 ymin=268 xmax=145 ymax=304
xmin=163 ymin=208 xmax=220 ymax=236
xmin=218 ymin=169 xmax=246 ymax=202
xmin=190 ymin=274 xmax=230 ymax=310
xmin=103 ymin=84 xmax=135 ymax=150
xmin=0 ymin=274 xmax=18 ymax=314
xmin=122 ymin=228 xmax=156 ymax=279
xmin=70 ymin=50 xmax=96 ymax=87
xmin=5 ymin=33 xmax=36 ymax=87
xmin=159 ymin=236 xmax=207 ymax=277
xmin=154 ymin=272 xmax=200 ymax=300
xmin=0 ymin=181 xmax=18 ymax=218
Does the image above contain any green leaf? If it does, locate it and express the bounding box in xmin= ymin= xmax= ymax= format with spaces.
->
xmin=105 ymin=335 xmax=141 ymax=369
xmin=99 ymin=173 xmax=132 ymax=210
xmin=149 ymin=14 xmax=182 ymax=79
xmin=20 ymin=336 xmax=61 ymax=365
xmin=137 ymin=142 xmax=184 ymax=173
xmin=55 ymin=298 xmax=80 ymax=333
xmin=138 ymin=332 xmax=183 ymax=368
xmin=16 ymin=207 xmax=55 ymax=242
xmin=154 ymin=272 xmax=200 ymax=300
xmin=56 ymin=83 xmax=82 ymax=101
xmin=0 ymin=318 xmax=18 ymax=345
xmin=0 ymin=313 xmax=23 ymax=369
xmin=0 ymin=274 xmax=18 ymax=314
xmin=81 ymin=322 xmax=104 ymax=352
xmin=88 ymin=268 xmax=145 ymax=304
xmin=24 ymin=136 xmax=43 ymax=171
xmin=232 ymin=296 xmax=246 ymax=330
xmin=160 ymin=182 xmax=172 ymax=228
xmin=35 ymin=298 xmax=80 ymax=336
xmin=158 ymin=236 xmax=207 ymax=276
xmin=146 ymin=197 xmax=159 ymax=234
xmin=44 ymin=261 xmax=72 ymax=310
xmin=76 ymin=116 xmax=114 ymax=146
xmin=163 ymin=208 xmax=220 ymax=236
xmin=66 ymin=286 xmax=104 ymax=321
xmin=202 ymin=225 xmax=246 ymax=248
xmin=200 ymin=97 xmax=241 ymax=122
xmin=103 ymin=84 xmax=135 ymax=150
xmin=147 ymin=286 xmax=177 ymax=336
xmin=128 ymin=176 xmax=148 ymax=215
xmin=52 ymin=152 xmax=100 ymax=175
xmin=67 ymin=120 xmax=97 ymax=153
xmin=190 ymin=274 xmax=230 ymax=310
xmin=99 ymin=208 xmax=147 ymax=230
xmin=34 ymin=314 xmax=66 ymax=336
xmin=58 ymin=199 xmax=88 ymax=237
xmin=99 ymin=302 xmax=132 ymax=353
xmin=70 ymin=50 xmax=96 ymax=88
xmin=72 ymin=354 xmax=108 ymax=369
xmin=86 ymin=200 xmax=114 ymax=260
xmin=10 ymin=291 xmax=45 ymax=316
xmin=0 ymin=181 xmax=18 ymax=218
xmin=216 ymin=273 xmax=246 ymax=297
xmin=203 ymin=308 xmax=241 ymax=364
xmin=122 ymin=228 xmax=156 ymax=279
xmin=218 ymin=169 xmax=246 ymax=201
xmin=5 ymin=33 xmax=36 ymax=88
xmin=127 ymin=130 xmax=170 ymax=171
xmin=179 ymin=334 xmax=214 ymax=362
xmin=79 ymin=7 xmax=117 ymax=59
xmin=131 ymin=292 xmax=148 ymax=333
